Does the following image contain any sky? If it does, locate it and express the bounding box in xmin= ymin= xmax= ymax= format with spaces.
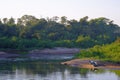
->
xmin=0 ymin=0 xmax=120 ymax=25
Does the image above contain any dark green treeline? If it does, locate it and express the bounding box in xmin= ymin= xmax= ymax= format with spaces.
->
xmin=0 ymin=15 xmax=120 ymax=49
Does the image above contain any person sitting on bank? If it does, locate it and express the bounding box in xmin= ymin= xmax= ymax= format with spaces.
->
xmin=89 ymin=60 xmax=98 ymax=67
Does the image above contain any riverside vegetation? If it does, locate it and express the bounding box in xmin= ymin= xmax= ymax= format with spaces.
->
xmin=0 ymin=15 xmax=120 ymax=61
xmin=76 ymin=38 xmax=120 ymax=62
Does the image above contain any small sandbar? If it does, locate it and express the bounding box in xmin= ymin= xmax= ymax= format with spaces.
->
xmin=61 ymin=59 xmax=120 ymax=70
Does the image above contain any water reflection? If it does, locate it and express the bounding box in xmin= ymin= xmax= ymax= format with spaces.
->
xmin=0 ymin=61 xmax=120 ymax=80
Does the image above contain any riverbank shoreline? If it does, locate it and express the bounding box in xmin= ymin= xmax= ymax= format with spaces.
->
xmin=0 ymin=48 xmax=80 ymax=60
xmin=61 ymin=59 xmax=120 ymax=70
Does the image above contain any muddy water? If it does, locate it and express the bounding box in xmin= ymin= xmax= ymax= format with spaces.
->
xmin=0 ymin=61 xmax=120 ymax=80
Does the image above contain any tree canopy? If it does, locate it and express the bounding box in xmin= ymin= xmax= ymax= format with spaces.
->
xmin=0 ymin=15 xmax=120 ymax=49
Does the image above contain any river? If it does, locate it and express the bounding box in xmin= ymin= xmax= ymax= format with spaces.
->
xmin=0 ymin=61 xmax=120 ymax=80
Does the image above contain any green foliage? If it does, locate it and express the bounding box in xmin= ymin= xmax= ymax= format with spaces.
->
xmin=0 ymin=15 xmax=120 ymax=49
xmin=75 ymin=35 xmax=95 ymax=48
xmin=76 ymin=38 xmax=120 ymax=62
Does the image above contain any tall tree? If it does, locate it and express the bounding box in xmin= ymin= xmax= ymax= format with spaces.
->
xmin=60 ymin=16 xmax=67 ymax=25
xmin=7 ymin=17 xmax=15 ymax=25
xmin=79 ymin=16 xmax=88 ymax=25
xmin=0 ymin=19 xmax=2 ymax=24
xmin=20 ymin=15 xmax=38 ymax=26
xmin=3 ymin=18 xmax=8 ymax=24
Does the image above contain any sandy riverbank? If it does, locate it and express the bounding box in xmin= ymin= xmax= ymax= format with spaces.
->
xmin=61 ymin=59 xmax=120 ymax=70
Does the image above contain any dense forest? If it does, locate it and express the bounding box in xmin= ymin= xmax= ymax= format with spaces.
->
xmin=0 ymin=15 xmax=120 ymax=49
xmin=76 ymin=38 xmax=120 ymax=62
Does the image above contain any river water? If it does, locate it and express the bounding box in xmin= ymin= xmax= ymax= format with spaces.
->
xmin=0 ymin=61 xmax=120 ymax=80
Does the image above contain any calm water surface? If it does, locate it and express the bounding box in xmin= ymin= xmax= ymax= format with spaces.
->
xmin=0 ymin=61 xmax=120 ymax=80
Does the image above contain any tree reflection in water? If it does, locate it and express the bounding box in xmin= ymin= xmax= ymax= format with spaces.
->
xmin=0 ymin=61 xmax=119 ymax=80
